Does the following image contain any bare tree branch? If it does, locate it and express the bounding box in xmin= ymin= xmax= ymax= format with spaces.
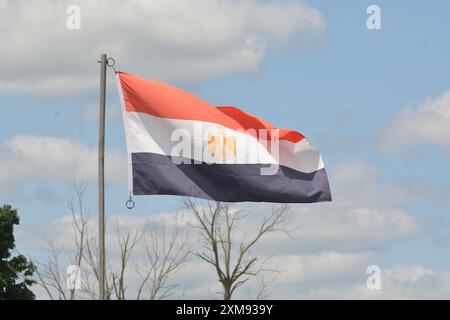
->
xmin=184 ymin=199 xmax=291 ymax=300
xmin=135 ymin=214 xmax=191 ymax=300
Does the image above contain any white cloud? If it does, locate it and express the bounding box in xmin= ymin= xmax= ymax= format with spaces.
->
xmin=0 ymin=0 xmax=325 ymax=96
xmin=27 ymin=200 xmax=420 ymax=251
xmin=0 ymin=135 xmax=126 ymax=197
xmin=276 ymin=252 xmax=376 ymax=285
xmin=380 ymin=89 xmax=450 ymax=152
xmin=0 ymin=0 xmax=8 ymax=10
xmin=255 ymin=207 xmax=422 ymax=255
xmin=263 ymin=261 xmax=450 ymax=299
xmin=329 ymin=158 xmax=447 ymax=207
xmin=330 ymin=265 xmax=450 ymax=300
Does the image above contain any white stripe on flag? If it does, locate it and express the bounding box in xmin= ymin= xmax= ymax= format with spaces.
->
xmin=123 ymin=111 xmax=324 ymax=174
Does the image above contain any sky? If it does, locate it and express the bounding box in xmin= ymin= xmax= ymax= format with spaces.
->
xmin=1 ymin=0 xmax=450 ymax=299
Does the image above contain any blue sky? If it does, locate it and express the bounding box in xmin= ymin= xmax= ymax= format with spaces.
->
xmin=1 ymin=0 xmax=450 ymax=298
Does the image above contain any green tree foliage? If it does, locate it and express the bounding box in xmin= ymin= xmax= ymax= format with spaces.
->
xmin=0 ymin=204 xmax=35 ymax=300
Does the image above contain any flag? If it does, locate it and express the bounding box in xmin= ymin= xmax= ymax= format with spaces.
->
xmin=116 ymin=71 xmax=331 ymax=203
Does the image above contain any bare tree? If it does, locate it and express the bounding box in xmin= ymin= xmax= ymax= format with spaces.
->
xmin=73 ymin=224 xmax=139 ymax=300
xmin=135 ymin=215 xmax=191 ymax=300
xmin=35 ymin=184 xmax=190 ymax=300
xmin=34 ymin=241 xmax=66 ymax=300
xmin=67 ymin=183 xmax=88 ymax=300
xmin=184 ymin=199 xmax=291 ymax=300
xmin=111 ymin=227 xmax=140 ymax=300
xmin=35 ymin=183 xmax=88 ymax=300
xmin=246 ymin=269 xmax=279 ymax=300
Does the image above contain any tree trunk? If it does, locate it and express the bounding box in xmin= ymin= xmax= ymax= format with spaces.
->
xmin=223 ymin=286 xmax=231 ymax=300
xmin=223 ymin=279 xmax=232 ymax=300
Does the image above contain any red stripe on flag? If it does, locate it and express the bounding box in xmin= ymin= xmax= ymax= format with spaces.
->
xmin=118 ymin=71 xmax=304 ymax=143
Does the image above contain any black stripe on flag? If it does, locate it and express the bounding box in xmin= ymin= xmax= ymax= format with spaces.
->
xmin=131 ymin=153 xmax=331 ymax=203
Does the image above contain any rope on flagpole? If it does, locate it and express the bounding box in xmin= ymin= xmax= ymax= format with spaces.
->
xmin=109 ymin=57 xmax=135 ymax=210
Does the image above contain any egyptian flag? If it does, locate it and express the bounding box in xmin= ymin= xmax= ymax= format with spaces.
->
xmin=116 ymin=71 xmax=331 ymax=203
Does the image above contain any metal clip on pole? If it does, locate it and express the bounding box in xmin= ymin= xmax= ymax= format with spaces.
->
xmin=126 ymin=193 xmax=135 ymax=210
xmin=107 ymin=57 xmax=117 ymax=73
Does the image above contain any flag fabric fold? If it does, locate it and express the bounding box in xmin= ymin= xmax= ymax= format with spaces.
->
xmin=116 ymin=71 xmax=331 ymax=203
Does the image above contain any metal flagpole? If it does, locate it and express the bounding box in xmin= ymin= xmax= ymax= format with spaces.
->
xmin=98 ymin=53 xmax=107 ymax=300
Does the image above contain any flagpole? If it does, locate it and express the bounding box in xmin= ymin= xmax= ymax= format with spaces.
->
xmin=98 ymin=53 xmax=107 ymax=300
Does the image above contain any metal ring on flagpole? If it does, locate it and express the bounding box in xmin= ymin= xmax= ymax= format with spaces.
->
xmin=126 ymin=194 xmax=135 ymax=210
xmin=107 ymin=57 xmax=117 ymax=73
xmin=126 ymin=199 xmax=135 ymax=210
